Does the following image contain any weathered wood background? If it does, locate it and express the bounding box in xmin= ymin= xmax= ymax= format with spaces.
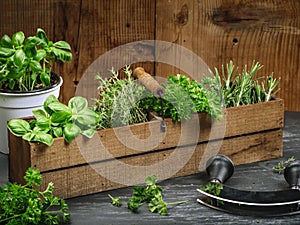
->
xmin=0 ymin=0 xmax=299 ymax=111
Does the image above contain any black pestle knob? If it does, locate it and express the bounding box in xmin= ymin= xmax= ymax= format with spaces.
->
xmin=206 ymin=155 xmax=234 ymax=183
xmin=284 ymin=161 xmax=300 ymax=189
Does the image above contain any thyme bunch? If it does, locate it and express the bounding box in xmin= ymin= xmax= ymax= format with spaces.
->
xmin=93 ymin=65 xmax=148 ymax=129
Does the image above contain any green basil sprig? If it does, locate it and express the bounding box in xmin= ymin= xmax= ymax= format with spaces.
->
xmin=0 ymin=28 xmax=72 ymax=91
xmin=7 ymin=94 xmax=100 ymax=146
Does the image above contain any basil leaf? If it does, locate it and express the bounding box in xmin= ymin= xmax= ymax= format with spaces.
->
xmin=43 ymin=94 xmax=59 ymax=115
xmin=81 ymin=128 xmax=96 ymax=138
xmin=76 ymin=109 xmax=99 ymax=126
xmin=52 ymin=127 xmax=63 ymax=137
xmin=13 ymin=49 xmax=26 ymax=68
xmin=33 ymin=132 xmax=53 ymax=146
xmin=0 ymin=34 xmax=12 ymax=48
xmin=51 ymin=47 xmax=72 ymax=62
xmin=53 ymin=41 xmax=71 ymax=50
xmin=25 ymin=36 xmax=46 ymax=48
xmin=51 ymin=110 xmax=72 ymax=123
xmin=48 ymin=102 xmax=70 ymax=112
xmin=7 ymin=119 xmax=31 ymax=136
xmin=22 ymin=132 xmax=35 ymax=142
xmin=63 ymin=123 xmax=81 ymax=143
xmin=34 ymin=49 xmax=47 ymax=61
xmin=32 ymin=109 xmax=47 ymax=120
xmin=69 ymin=96 xmax=88 ymax=113
xmin=35 ymin=28 xmax=49 ymax=44
xmin=0 ymin=46 xmax=15 ymax=57
xmin=29 ymin=60 xmax=42 ymax=73
xmin=40 ymin=71 xmax=50 ymax=86
xmin=12 ymin=31 xmax=25 ymax=46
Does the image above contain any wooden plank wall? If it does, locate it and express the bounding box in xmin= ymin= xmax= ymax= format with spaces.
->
xmin=0 ymin=0 xmax=299 ymax=111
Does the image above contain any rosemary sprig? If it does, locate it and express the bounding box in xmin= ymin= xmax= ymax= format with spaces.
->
xmin=202 ymin=61 xmax=281 ymax=108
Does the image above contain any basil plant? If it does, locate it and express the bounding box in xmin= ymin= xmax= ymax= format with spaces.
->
xmin=7 ymin=95 xmax=100 ymax=146
xmin=0 ymin=28 xmax=72 ymax=91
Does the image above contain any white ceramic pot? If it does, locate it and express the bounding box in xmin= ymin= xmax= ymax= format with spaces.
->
xmin=0 ymin=75 xmax=63 ymax=154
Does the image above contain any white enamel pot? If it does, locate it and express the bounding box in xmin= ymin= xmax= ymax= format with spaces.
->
xmin=0 ymin=74 xmax=63 ymax=154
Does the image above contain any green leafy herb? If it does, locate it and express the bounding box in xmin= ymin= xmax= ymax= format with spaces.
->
xmin=200 ymin=182 xmax=224 ymax=205
xmin=201 ymin=182 xmax=223 ymax=196
xmin=273 ymin=156 xmax=295 ymax=174
xmin=126 ymin=175 xmax=188 ymax=216
xmin=140 ymin=74 xmax=222 ymax=121
xmin=0 ymin=28 xmax=72 ymax=91
xmin=93 ymin=65 xmax=148 ymax=129
xmin=7 ymin=94 xmax=100 ymax=146
xmin=108 ymin=194 xmax=122 ymax=207
xmin=202 ymin=61 xmax=281 ymax=108
xmin=0 ymin=167 xmax=70 ymax=224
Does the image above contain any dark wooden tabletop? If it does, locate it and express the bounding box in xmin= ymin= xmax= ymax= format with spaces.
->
xmin=1 ymin=112 xmax=300 ymax=225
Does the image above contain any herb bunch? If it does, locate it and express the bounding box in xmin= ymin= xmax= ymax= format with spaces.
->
xmin=273 ymin=156 xmax=295 ymax=174
xmin=200 ymin=182 xmax=224 ymax=205
xmin=93 ymin=65 xmax=148 ymax=129
xmin=0 ymin=168 xmax=70 ymax=224
xmin=108 ymin=175 xmax=188 ymax=216
xmin=7 ymin=94 xmax=99 ymax=146
xmin=0 ymin=28 xmax=72 ymax=91
xmin=200 ymin=182 xmax=223 ymax=196
xmin=140 ymin=74 xmax=222 ymax=121
xmin=202 ymin=61 xmax=281 ymax=108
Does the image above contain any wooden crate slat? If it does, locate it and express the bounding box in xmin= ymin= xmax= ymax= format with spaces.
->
xmin=8 ymin=99 xmax=283 ymax=174
xmin=35 ymin=129 xmax=282 ymax=199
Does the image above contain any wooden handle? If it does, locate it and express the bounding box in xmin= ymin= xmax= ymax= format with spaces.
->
xmin=133 ymin=67 xmax=164 ymax=98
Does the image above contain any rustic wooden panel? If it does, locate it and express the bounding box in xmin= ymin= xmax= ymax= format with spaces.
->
xmin=73 ymin=0 xmax=156 ymax=104
xmin=8 ymin=99 xmax=283 ymax=176
xmin=0 ymin=0 xmax=155 ymax=104
xmin=36 ymin=129 xmax=282 ymax=198
xmin=155 ymin=0 xmax=300 ymax=111
xmin=0 ymin=0 xmax=298 ymax=110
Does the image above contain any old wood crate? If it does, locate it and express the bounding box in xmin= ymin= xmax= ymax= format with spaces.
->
xmin=8 ymin=98 xmax=284 ymax=199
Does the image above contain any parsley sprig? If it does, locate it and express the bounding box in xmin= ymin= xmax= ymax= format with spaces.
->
xmin=0 ymin=168 xmax=70 ymax=224
xmin=108 ymin=175 xmax=188 ymax=216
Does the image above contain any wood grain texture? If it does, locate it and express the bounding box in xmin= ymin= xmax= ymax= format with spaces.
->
xmin=34 ymin=129 xmax=282 ymax=199
xmin=8 ymin=99 xmax=283 ymax=173
xmin=155 ymin=0 xmax=300 ymax=111
xmin=8 ymin=99 xmax=283 ymax=198
xmin=0 ymin=1 xmax=298 ymax=110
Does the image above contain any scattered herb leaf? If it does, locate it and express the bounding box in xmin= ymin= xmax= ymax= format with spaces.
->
xmin=110 ymin=175 xmax=188 ymax=216
xmin=200 ymin=182 xmax=224 ymax=205
xmin=273 ymin=156 xmax=295 ymax=174
xmin=108 ymin=194 xmax=122 ymax=207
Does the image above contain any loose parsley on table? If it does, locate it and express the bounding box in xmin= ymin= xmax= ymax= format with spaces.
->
xmin=108 ymin=175 xmax=188 ymax=216
xmin=0 ymin=167 xmax=70 ymax=225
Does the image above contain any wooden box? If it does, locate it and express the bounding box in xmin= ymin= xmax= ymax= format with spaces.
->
xmin=9 ymin=99 xmax=284 ymax=199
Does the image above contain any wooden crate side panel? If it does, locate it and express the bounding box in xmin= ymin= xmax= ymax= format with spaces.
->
xmin=8 ymin=133 xmax=31 ymax=185
xmin=38 ymin=129 xmax=282 ymax=198
xmin=24 ymin=99 xmax=283 ymax=172
xmin=222 ymin=98 xmax=284 ymax=137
